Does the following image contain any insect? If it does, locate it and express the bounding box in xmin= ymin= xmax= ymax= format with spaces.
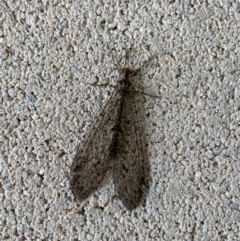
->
xmin=70 ymin=50 xmax=158 ymax=210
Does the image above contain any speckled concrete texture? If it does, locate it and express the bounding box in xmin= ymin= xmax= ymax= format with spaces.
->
xmin=0 ymin=0 xmax=240 ymax=240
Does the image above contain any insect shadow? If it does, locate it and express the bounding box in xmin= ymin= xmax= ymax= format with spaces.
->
xmin=70 ymin=52 xmax=158 ymax=210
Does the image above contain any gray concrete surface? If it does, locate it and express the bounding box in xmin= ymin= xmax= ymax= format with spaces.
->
xmin=0 ymin=0 xmax=240 ymax=240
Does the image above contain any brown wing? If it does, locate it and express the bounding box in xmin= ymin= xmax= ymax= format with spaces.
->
xmin=70 ymin=89 xmax=121 ymax=201
xmin=112 ymin=89 xmax=150 ymax=210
